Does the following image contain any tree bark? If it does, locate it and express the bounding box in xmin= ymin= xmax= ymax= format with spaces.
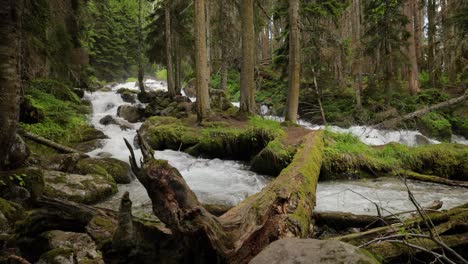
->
xmin=239 ymin=0 xmax=256 ymax=114
xmin=127 ymin=130 xmax=324 ymax=263
xmin=165 ymin=2 xmax=176 ymax=98
xmin=194 ymin=0 xmax=211 ymax=122
xmin=404 ymin=0 xmax=421 ymax=95
xmin=285 ymin=0 xmax=300 ymax=123
xmin=0 ymin=0 xmax=22 ymax=170
xmin=19 ymin=130 xmax=84 ymax=155
xmin=219 ymin=0 xmax=228 ymax=91
xmin=137 ymin=0 xmax=146 ymax=95
xmin=427 ymin=0 xmax=437 ymax=87
xmin=373 ymin=90 xmax=468 ymax=129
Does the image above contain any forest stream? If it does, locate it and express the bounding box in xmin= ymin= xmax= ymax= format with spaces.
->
xmin=88 ymin=80 xmax=468 ymax=216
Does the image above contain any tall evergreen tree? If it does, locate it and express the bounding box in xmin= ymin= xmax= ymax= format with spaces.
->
xmin=194 ymin=0 xmax=210 ymax=122
xmin=239 ymin=0 xmax=256 ymax=114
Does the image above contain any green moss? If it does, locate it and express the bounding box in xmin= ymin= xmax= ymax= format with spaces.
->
xmin=29 ymin=79 xmax=80 ymax=104
xmin=419 ymin=112 xmax=452 ymax=141
xmin=39 ymin=247 xmax=74 ymax=263
xmin=0 ymin=198 xmax=26 ymax=224
xmin=75 ymin=158 xmax=131 ymax=184
xmin=250 ymin=139 xmax=296 ymax=176
xmin=321 ymin=130 xmax=467 ymax=181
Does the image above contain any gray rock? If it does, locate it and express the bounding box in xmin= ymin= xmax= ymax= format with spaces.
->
xmin=117 ymin=105 xmax=144 ymax=123
xmin=415 ymin=134 xmax=432 ymax=145
xmin=105 ymin=102 xmax=115 ymax=111
xmin=75 ymin=157 xmax=133 ymax=184
xmin=73 ymin=139 xmax=105 ymax=152
xmin=121 ymin=92 xmax=136 ymax=103
xmin=99 ymin=115 xmax=134 ymax=130
xmin=6 ymin=134 xmax=30 ymax=169
xmin=250 ymin=238 xmax=379 ymax=264
xmin=43 ymin=170 xmax=117 ymax=204
xmin=38 ymin=153 xmax=83 ymax=172
xmin=37 ymin=230 xmax=104 ymax=264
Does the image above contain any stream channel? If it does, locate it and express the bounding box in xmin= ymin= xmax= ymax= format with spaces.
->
xmin=84 ymin=80 xmax=468 ymax=217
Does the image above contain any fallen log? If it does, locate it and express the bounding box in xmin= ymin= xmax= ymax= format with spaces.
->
xmin=373 ymin=90 xmax=467 ymax=129
xmin=396 ymin=170 xmax=468 ymax=188
xmin=312 ymin=211 xmax=399 ymax=230
xmin=18 ymin=130 xmax=85 ymax=155
xmin=125 ymin=130 xmax=324 ymax=263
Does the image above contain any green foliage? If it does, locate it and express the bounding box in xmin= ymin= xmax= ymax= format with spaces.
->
xmin=416 ymin=89 xmax=450 ymax=105
xmin=20 ymin=79 xmax=92 ymax=145
xmin=419 ymin=112 xmax=452 ymax=141
xmin=209 ymin=70 xmax=241 ymax=101
xmin=156 ymin=68 xmax=168 ymax=80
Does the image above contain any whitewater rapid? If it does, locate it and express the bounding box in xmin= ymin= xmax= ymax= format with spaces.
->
xmin=86 ymin=80 xmax=467 ymax=216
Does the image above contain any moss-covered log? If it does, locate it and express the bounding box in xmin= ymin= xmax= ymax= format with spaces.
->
xmin=127 ymin=130 xmax=324 ymax=263
xmin=396 ymin=170 xmax=468 ymax=188
xmin=312 ymin=212 xmax=399 ymax=230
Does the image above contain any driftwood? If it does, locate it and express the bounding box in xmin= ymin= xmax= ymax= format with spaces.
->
xmin=19 ymin=130 xmax=84 ymax=155
xmin=373 ymin=90 xmax=468 ymax=129
xmin=312 ymin=212 xmax=399 ymax=230
xmin=124 ymin=130 xmax=324 ymax=263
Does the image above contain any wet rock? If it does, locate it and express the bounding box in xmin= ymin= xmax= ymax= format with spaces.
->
xmin=37 ymin=230 xmax=104 ymax=264
xmin=250 ymin=238 xmax=379 ymax=264
xmin=160 ymin=106 xmax=175 ymax=116
xmin=79 ymin=127 xmax=108 ymax=142
xmin=183 ymin=82 xmax=196 ymax=97
xmin=117 ymin=105 xmax=144 ymax=123
xmin=43 ymin=170 xmax=117 ymax=204
xmin=73 ymin=139 xmax=105 ymax=152
xmin=415 ymin=134 xmax=432 ymax=145
xmin=0 ymin=198 xmax=26 ymax=233
xmin=177 ymin=102 xmax=193 ymax=112
xmin=75 ymin=157 xmax=133 ymax=184
xmin=72 ymin=88 xmax=85 ymax=99
xmin=99 ymin=115 xmax=133 ymax=130
xmin=174 ymin=95 xmax=192 ymax=103
xmin=105 ymin=103 xmax=115 ymax=111
xmin=121 ymin=91 xmax=136 ymax=103
xmin=1 ymin=167 xmax=45 ymax=201
xmin=97 ymin=152 xmax=113 ymax=158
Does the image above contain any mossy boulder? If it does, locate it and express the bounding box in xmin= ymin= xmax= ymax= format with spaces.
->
xmin=209 ymin=89 xmax=233 ymax=111
xmin=0 ymin=198 xmax=26 ymax=232
xmin=450 ymin=104 xmax=468 ymax=138
xmin=120 ymin=91 xmax=136 ymax=103
xmin=20 ymin=95 xmax=45 ymax=124
xmin=43 ymin=170 xmax=117 ymax=204
xmin=418 ymin=112 xmax=452 ymax=141
xmin=1 ymin=167 xmax=45 ymax=201
xmin=36 ymin=230 xmax=104 ymax=264
xmin=250 ymin=238 xmax=379 ymax=264
xmin=139 ymin=116 xmax=200 ymax=150
xmin=75 ymin=157 xmax=133 ymax=184
xmin=37 ymin=153 xmax=83 ymax=172
xmin=117 ymin=105 xmax=144 ymax=123
xmin=250 ymin=139 xmax=295 ymax=176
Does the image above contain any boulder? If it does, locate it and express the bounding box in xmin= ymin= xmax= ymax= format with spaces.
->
xmin=37 ymin=230 xmax=104 ymax=264
xmin=73 ymin=139 xmax=105 ymax=152
xmin=210 ymin=89 xmax=233 ymax=111
xmin=75 ymin=157 xmax=133 ymax=184
xmin=43 ymin=170 xmax=117 ymax=204
xmin=117 ymin=105 xmax=144 ymax=123
xmin=99 ymin=115 xmax=134 ymax=130
xmin=6 ymin=134 xmax=31 ymax=169
xmin=37 ymin=153 xmax=83 ymax=172
xmin=250 ymin=238 xmax=378 ymax=264
xmin=105 ymin=103 xmax=115 ymax=111
xmin=0 ymin=167 xmax=45 ymax=201
xmin=20 ymin=96 xmax=45 ymax=124
xmin=0 ymin=198 xmax=26 ymax=233
xmin=121 ymin=91 xmax=136 ymax=103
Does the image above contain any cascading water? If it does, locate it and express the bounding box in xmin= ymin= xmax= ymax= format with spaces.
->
xmin=85 ymin=80 xmax=467 ymax=216
xmin=84 ymin=80 xmax=268 ymax=213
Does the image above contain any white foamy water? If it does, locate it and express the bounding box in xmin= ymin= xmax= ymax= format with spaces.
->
xmin=264 ymin=115 xmax=468 ymax=147
xmin=316 ymin=177 xmax=468 ymax=216
xmin=85 ymin=80 xmax=269 ymax=211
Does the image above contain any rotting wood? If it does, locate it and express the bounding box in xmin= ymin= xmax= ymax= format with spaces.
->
xmin=373 ymin=90 xmax=467 ymax=129
xmin=126 ymin=130 xmax=324 ymax=263
xmin=18 ymin=130 xmax=85 ymax=155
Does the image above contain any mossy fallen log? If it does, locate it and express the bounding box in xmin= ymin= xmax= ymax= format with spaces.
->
xmin=18 ymin=130 xmax=85 ymax=155
xmin=125 ymin=130 xmax=324 ymax=263
xmin=312 ymin=211 xmax=399 ymax=230
xmin=396 ymin=170 xmax=468 ymax=188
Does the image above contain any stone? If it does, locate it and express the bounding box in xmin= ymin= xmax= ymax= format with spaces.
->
xmin=20 ymin=96 xmax=44 ymax=124
xmin=105 ymin=103 xmax=115 ymax=111
xmin=97 ymin=152 xmax=113 ymax=158
xmin=6 ymin=134 xmax=31 ymax=169
xmin=37 ymin=230 xmax=104 ymax=264
xmin=250 ymin=238 xmax=379 ymax=264
xmin=415 ymin=134 xmax=432 ymax=145
xmin=73 ymin=139 xmax=105 ymax=152
xmin=43 ymin=170 xmax=117 ymax=204
xmin=37 ymin=153 xmax=83 ymax=172
xmin=75 ymin=157 xmax=133 ymax=184
xmin=117 ymin=105 xmax=144 ymax=123
xmin=121 ymin=92 xmax=136 ymax=103
xmin=209 ymin=88 xmax=233 ymax=111
xmin=99 ymin=115 xmax=133 ymax=130
xmin=177 ymin=102 xmax=193 ymax=112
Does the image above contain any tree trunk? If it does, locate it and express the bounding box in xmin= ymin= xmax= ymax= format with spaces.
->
xmin=285 ymin=0 xmax=300 ymax=123
xmin=205 ymin=0 xmax=211 ymax=78
xmin=137 ymin=0 xmax=146 ymax=95
xmin=126 ymin=131 xmax=324 ymax=263
xmin=427 ymin=0 xmax=437 ymax=87
xmin=165 ymin=3 xmax=176 ymax=98
xmin=373 ymin=90 xmax=468 ymax=129
xmin=174 ymin=33 xmax=182 ymax=95
xmin=194 ymin=0 xmax=210 ymax=122
xmin=404 ymin=0 xmax=421 ymax=95
xmin=0 ymin=0 xmax=22 ymax=170
xmin=19 ymin=130 xmax=84 ymax=155
xmin=219 ymin=0 xmax=228 ymax=91
xmin=239 ymin=0 xmax=256 ymax=114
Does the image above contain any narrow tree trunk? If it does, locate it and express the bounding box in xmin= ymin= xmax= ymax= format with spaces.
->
xmin=405 ymin=0 xmax=421 ymax=95
xmin=194 ymin=0 xmax=210 ymax=122
xmin=239 ymin=0 xmax=256 ymax=114
xmin=137 ymin=0 xmax=146 ymax=95
xmin=174 ymin=33 xmax=182 ymax=95
xmin=205 ymin=0 xmax=211 ymax=78
xmin=427 ymin=0 xmax=437 ymax=87
xmin=19 ymin=130 xmax=84 ymax=155
xmin=219 ymin=0 xmax=228 ymax=91
xmin=0 ymin=0 xmax=22 ymax=170
xmin=313 ymin=69 xmax=327 ymax=125
xmin=165 ymin=3 xmax=176 ymax=98
xmin=285 ymin=0 xmax=300 ymax=123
